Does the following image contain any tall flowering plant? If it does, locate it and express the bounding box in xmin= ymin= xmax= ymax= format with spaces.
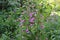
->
xmin=20 ymin=0 xmax=56 ymax=40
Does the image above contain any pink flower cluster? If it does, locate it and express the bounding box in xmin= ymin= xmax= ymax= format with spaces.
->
xmin=26 ymin=28 xmax=30 ymax=33
xmin=29 ymin=12 xmax=35 ymax=24
xmin=25 ymin=12 xmax=35 ymax=33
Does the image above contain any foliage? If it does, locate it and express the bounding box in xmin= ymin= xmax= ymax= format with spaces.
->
xmin=0 ymin=0 xmax=60 ymax=40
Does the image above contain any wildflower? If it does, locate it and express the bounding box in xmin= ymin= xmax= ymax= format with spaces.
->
xmin=26 ymin=28 xmax=29 ymax=33
xmin=29 ymin=12 xmax=36 ymax=17
xmin=30 ymin=24 xmax=33 ymax=26
xmin=20 ymin=20 xmax=25 ymax=23
xmin=29 ymin=13 xmax=33 ymax=17
xmin=29 ymin=17 xmax=35 ymax=23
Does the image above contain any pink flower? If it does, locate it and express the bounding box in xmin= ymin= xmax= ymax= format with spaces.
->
xmin=26 ymin=29 xmax=28 ymax=32
xmin=30 ymin=24 xmax=33 ymax=26
xmin=20 ymin=20 xmax=25 ymax=23
xmin=29 ymin=13 xmax=33 ymax=17
xmin=29 ymin=12 xmax=36 ymax=17
xmin=29 ymin=17 xmax=35 ymax=23
xmin=26 ymin=29 xmax=29 ymax=33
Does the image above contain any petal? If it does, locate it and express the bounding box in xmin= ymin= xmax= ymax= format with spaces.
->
xmin=29 ymin=17 xmax=35 ymax=22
